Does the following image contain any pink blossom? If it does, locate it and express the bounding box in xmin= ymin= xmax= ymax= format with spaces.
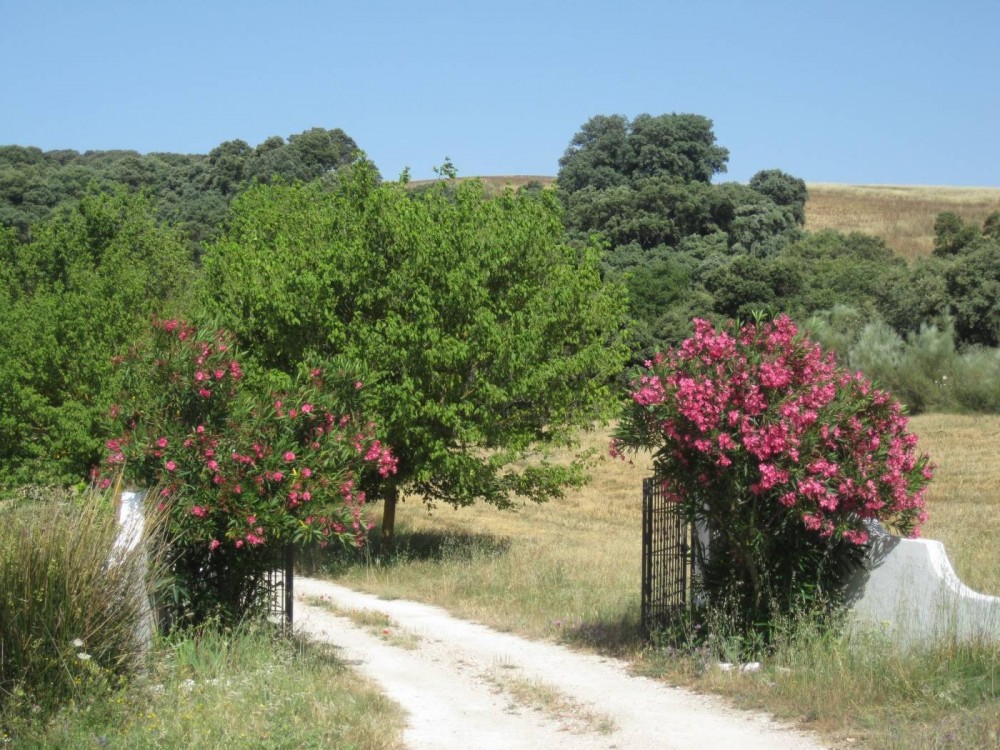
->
xmin=156 ymin=436 xmax=168 ymax=449
xmin=191 ymin=505 xmax=207 ymax=518
xmin=284 ymin=451 xmax=296 ymax=462
xmin=166 ymin=460 xmax=177 ymax=472
xmin=209 ymin=539 xmax=221 ymax=552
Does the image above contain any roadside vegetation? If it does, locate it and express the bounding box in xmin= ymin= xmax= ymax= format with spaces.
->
xmin=2 ymin=112 xmax=999 ymax=748
xmin=0 ymin=484 xmax=404 ymax=748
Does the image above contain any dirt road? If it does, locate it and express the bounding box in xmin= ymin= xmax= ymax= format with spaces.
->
xmin=295 ymin=577 xmax=828 ymax=750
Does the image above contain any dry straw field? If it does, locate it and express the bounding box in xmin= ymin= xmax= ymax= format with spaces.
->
xmin=805 ymin=183 xmax=1000 ymax=260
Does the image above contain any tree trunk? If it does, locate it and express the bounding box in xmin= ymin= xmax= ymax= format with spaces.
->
xmin=381 ymin=485 xmax=398 ymax=551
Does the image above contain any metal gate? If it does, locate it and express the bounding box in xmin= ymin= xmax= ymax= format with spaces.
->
xmin=641 ymin=477 xmax=691 ymax=635
xmin=265 ymin=545 xmax=295 ymax=627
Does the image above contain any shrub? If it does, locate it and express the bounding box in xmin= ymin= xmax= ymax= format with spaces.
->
xmin=613 ymin=315 xmax=934 ymax=638
xmin=0 ymin=484 xmax=161 ymax=716
xmin=98 ymin=319 xmax=396 ymax=625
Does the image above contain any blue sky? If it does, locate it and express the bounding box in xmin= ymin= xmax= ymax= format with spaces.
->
xmin=2 ymin=0 xmax=998 ymax=185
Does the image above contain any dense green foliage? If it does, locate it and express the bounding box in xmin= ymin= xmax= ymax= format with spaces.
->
xmin=202 ymin=161 xmax=630 ymax=532
xmin=557 ymin=113 xmax=807 ymax=359
xmin=0 ymin=189 xmax=193 ymax=485
xmin=0 ymin=127 xmax=363 ymax=245
xmin=558 ymin=112 xmax=1000 ymax=394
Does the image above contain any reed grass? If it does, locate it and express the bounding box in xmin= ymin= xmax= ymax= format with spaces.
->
xmin=0 ymin=483 xmax=163 ymax=715
xmin=0 ymin=485 xmax=405 ymax=749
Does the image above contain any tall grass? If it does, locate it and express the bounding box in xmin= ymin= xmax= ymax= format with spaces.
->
xmin=0 ymin=483 xmax=162 ymax=715
xmin=1 ymin=484 xmax=405 ymax=748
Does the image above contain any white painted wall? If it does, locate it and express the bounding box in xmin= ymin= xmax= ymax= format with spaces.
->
xmin=846 ymin=536 xmax=1000 ymax=646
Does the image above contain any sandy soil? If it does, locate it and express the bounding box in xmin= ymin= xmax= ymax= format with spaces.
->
xmin=295 ymin=577 xmax=828 ymax=750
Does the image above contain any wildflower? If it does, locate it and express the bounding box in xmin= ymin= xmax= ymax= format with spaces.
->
xmin=166 ymin=460 xmax=177 ymax=472
xmin=284 ymin=451 xmax=296 ymax=462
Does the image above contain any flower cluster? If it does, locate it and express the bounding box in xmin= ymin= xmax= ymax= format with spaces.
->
xmin=99 ymin=319 xmax=397 ymax=554
xmin=615 ymin=315 xmax=933 ymax=545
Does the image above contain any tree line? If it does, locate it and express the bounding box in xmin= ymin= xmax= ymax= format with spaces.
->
xmin=1 ymin=113 xmax=998 ymax=506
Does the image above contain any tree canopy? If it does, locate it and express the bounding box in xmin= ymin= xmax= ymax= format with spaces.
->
xmin=201 ymin=161 xmax=630 ymax=538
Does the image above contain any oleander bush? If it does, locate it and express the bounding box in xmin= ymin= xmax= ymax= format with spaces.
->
xmin=613 ymin=314 xmax=934 ymax=639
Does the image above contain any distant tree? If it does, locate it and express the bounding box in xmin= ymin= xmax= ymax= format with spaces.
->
xmin=982 ymin=210 xmax=1000 ymax=241
xmin=945 ymin=243 xmax=1000 ymax=346
xmin=201 ymin=162 xmax=630 ymax=542
xmin=557 ymin=113 xmax=728 ymax=195
xmin=933 ymin=211 xmax=980 ymax=256
xmin=556 ymin=114 xmax=633 ymax=194
xmin=0 ymin=127 xmax=369 ymax=246
xmin=748 ymin=169 xmax=808 ymax=225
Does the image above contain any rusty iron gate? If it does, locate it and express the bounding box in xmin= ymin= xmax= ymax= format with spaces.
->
xmin=265 ymin=545 xmax=295 ymax=627
xmin=641 ymin=477 xmax=692 ymax=635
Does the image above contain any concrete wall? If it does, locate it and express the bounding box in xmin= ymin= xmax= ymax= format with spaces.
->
xmin=846 ymin=535 xmax=1000 ymax=646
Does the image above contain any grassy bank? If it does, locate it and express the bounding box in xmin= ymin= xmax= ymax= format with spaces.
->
xmin=318 ymin=415 xmax=1000 ymax=748
xmin=4 ymin=625 xmax=404 ymax=749
xmin=0 ymin=487 xmax=404 ymax=750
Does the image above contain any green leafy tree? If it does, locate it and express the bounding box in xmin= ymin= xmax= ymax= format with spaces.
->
xmin=932 ymin=211 xmax=980 ymax=256
xmin=200 ymin=161 xmax=630 ymax=541
xmin=748 ymin=168 xmax=808 ymax=225
xmin=558 ymin=113 xmax=729 ymax=195
xmin=945 ymin=243 xmax=1000 ymax=346
xmin=0 ymin=189 xmax=193 ymax=485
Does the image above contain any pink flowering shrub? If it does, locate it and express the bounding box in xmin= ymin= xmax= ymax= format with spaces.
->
xmin=613 ymin=315 xmax=934 ymax=635
xmin=99 ymin=318 xmax=397 ymax=624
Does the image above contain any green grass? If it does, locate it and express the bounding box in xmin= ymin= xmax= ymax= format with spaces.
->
xmin=3 ymin=624 xmax=405 ymax=749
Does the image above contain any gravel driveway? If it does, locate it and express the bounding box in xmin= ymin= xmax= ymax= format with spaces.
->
xmin=295 ymin=577 xmax=828 ymax=750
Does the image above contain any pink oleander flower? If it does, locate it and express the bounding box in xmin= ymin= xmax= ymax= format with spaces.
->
xmin=166 ymin=460 xmax=177 ymax=472
xmin=191 ymin=505 xmax=207 ymax=518
xmin=284 ymin=451 xmax=296 ymax=462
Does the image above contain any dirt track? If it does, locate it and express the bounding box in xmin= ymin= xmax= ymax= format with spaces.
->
xmin=295 ymin=578 xmax=828 ymax=750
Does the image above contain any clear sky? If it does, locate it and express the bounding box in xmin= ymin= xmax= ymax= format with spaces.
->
xmin=2 ymin=0 xmax=997 ymax=185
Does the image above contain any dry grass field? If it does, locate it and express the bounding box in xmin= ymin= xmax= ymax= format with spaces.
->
xmin=800 ymin=183 xmax=1000 ymax=260
xmin=333 ymin=415 xmax=999 ymax=637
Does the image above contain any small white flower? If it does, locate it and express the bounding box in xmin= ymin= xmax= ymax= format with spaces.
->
xmin=72 ymin=638 xmax=84 ymax=649
xmin=77 ymin=652 xmax=92 ymax=661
